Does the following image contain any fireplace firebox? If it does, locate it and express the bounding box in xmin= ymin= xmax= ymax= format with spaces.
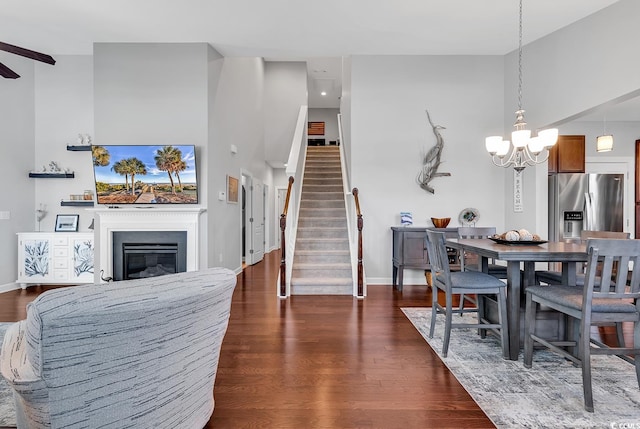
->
xmin=112 ymin=231 xmax=187 ymax=281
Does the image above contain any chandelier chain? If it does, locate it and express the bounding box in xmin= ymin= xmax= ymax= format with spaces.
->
xmin=517 ymin=0 xmax=523 ymax=112
xmin=484 ymin=0 xmax=558 ymax=170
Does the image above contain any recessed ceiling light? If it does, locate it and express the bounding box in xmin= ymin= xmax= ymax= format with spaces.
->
xmin=321 ymin=91 xmax=327 ymax=96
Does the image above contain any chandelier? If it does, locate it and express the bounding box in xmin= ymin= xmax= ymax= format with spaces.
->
xmin=485 ymin=0 xmax=558 ymax=172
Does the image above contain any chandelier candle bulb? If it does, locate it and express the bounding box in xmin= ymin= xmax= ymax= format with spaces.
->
xmin=485 ymin=136 xmax=502 ymax=154
xmin=538 ymin=128 xmax=559 ymax=148
xmin=511 ymin=129 xmax=531 ymax=148
xmin=528 ymin=136 xmax=544 ymax=154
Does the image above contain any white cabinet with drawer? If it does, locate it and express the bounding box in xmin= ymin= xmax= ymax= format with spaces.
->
xmin=17 ymin=232 xmax=94 ymax=288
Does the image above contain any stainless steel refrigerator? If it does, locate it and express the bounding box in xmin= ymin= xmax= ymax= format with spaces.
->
xmin=548 ymin=173 xmax=624 ymax=242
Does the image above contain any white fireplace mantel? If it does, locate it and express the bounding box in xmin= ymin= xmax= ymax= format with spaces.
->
xmin=90 ymin=207 xmax=205 ymax=283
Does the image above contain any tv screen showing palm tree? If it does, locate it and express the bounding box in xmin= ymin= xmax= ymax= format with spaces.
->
xmin=91 ymin=145 xmax=198 ymax=205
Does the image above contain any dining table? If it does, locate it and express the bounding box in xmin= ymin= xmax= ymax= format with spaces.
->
xmin=445 ymin=238 xmax=588 ymax=360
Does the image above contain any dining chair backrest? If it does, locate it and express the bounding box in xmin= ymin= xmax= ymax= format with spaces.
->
xmin=457 ymin=227 xmax=504 ymax=274
xmin=457 ymin=226 xmax=497 ymax=240
xmin=580 ymin=231 xmax=629 ymax=276
xmin=580 ymin=230 xmax=630 ymax=241
xmin=425 ymin=229 xmax=451 ymax=279
xmin=585 ymin=238 xmax=640 ymax=299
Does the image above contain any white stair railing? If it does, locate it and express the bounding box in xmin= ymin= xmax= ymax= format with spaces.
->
xmin=277 ymin=105 xmax=308 ymax=298
xmin=337 ymin=113 xmax=366 ymax=297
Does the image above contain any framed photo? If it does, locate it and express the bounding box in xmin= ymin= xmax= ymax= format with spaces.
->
xmin=55 ymin=214 xmax=79 ymax=232
xmin=227 ymin=175 xmax=239 ymax=204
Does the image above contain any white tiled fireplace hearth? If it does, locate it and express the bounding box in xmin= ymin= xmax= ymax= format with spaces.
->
xmin=91 ymin=207 xmax=205 ymax=283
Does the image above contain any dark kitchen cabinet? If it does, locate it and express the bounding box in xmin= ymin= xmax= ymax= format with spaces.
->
xmin=548 ymin=135 xmax=585 ymax=174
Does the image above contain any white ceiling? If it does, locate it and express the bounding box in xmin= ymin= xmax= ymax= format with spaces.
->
xmin=1 ymin=0 xmax=634 ymax=114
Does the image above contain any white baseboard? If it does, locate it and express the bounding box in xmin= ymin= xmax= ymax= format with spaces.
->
xmin=0 ymin=282 xmax=20 ymax=293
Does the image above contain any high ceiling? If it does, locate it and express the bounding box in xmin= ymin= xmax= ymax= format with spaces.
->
xmin=0 ymin=0 xmax=628 ymax=112
xmin=0 ymin=0 xmax=622 ymax=57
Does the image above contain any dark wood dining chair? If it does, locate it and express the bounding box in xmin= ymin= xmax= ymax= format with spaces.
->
xmin=425 ymin=229 xmax=509 ymax=358
xmin=524 ymin=238 xmax=640 ymax=412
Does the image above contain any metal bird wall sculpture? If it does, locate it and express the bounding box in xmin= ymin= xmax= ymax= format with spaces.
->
xmin=0 ymin=41 xmax=56 ymax=79
xmin=416 ymin=109 xmax=451 ymax=194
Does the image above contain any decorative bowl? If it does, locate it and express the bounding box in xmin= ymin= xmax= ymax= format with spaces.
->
xmin=431 ymin=217 xmax=451 ymax=228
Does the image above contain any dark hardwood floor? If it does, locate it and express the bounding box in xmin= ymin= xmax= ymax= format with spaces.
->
xmin=0 ymin=253 xmax=491 ymax=428
xmin=0 ymin=252 xmax=632 ymax=428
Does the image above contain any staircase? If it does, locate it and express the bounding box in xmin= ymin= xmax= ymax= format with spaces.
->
xmin=291 ymin=146 xmax=353 ymax=295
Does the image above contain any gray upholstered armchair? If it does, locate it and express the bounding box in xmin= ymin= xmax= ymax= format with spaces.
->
xmin=0 ymin=267 xmax=236 ymax=429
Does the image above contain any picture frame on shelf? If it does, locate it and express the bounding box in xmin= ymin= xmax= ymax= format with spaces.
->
xmin=227 ymin=175 xmax=239 ymax=204
xmin=55 ymin=214 xmax=79 ymax=232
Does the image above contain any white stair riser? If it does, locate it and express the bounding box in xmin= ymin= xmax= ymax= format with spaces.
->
xmin=294 ymin=251 xmax=350 ymax=264
xmin=295 ymin=240 xmax=349 ymax=251
xmin=300 ymin=200 xmax=345 ymax=209
xmin=292 ymin=268 xmax=352 ymax=278
xmin=297 ymin=228 xmax=348 ymax=239
xmin=298 ymin=219 xmax=347 ymax=228
xmin=299 ymin=208 xmax=345 ymax=217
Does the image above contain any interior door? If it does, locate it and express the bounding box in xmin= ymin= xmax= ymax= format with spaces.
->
xmin=249 ymin=178 xmax=265 ymax=264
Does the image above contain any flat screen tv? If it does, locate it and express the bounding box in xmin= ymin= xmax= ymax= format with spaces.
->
xmin=91 ymin=145 xmax=198 ymax=205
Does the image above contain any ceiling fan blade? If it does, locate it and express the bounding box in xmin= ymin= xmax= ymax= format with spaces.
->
xmin=0 ymin=61 xmax=20 ymax=79
xmin=0 ymin=42 xmax=55 ymax=65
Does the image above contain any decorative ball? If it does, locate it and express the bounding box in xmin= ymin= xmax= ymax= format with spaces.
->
xmin=532 ymin=234 xmax=541 ymax=241
xmin=518 ymin=228 xmax=533 ymax=241
xmin=505 ymin=230 xmax=520 ymax=241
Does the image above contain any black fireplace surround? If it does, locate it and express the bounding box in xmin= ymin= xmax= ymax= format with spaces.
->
xmin=112 ymin=231 xmax=187 ymax=281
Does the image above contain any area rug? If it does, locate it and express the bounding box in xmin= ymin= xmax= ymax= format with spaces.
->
xmin=0 ymin=323 xmax=16 ymax=427
xmin=402 ymin=307 xmax=640 ymax=429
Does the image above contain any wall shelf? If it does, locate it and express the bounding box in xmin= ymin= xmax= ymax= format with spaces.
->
xmin=60 ymin=200 xmax=94 ymax=207
xmin=29 ymin=172 xmax=74 ymax=178
xmin=66 ymin=145 xmax=92 ymax=151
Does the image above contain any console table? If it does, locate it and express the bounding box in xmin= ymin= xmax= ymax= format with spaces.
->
xmin=17 ymin=232 xmax=94 ymax=289
xmin=391 ymin=227 xmax=458 ymax=291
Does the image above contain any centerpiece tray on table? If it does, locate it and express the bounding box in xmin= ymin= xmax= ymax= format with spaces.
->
xmin=488 ymin=237 xmax=548 ymax=245
xmin=488 ymin=229 xmax=547 ymax=245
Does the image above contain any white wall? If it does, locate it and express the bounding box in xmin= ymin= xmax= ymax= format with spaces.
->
xmin=263 ymin=62 xmax=307 ymax=166
xmin=340 ymin=57 xmax=352 ymax=185
xmin=263 ymin=61 xmax=308 ymax=252
xmin=0 ymin=54 xmax=36 ymax=287
xmin=34 ymin=55 xmax=94 ymax=232
xmin=208 ymin=57 xmax=268 ymax=272
xmin=94 ymin=43 xmax=211 ymax=269
xmin=350 ymin=55 xmax=505 ymax=284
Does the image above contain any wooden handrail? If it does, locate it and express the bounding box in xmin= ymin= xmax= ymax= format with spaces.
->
xmin=280 ymin=176 xmax=294 ymax=296
xmin=352 ymin=187 xmax=364 ymax=296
